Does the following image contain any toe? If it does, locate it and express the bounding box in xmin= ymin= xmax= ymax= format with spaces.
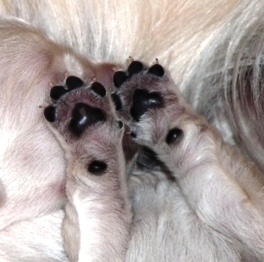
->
xmin=113 ymin=71 xmax=128 ymax=88
xmin=148 ymin=64 xmax=165 ymax=77
xmin=50 ymin=85 xmax=68 ymax=101
xmin=127 ymin=61 xmax=144 ymax=76
xmin=66 ymin=76 xmax=84 ymax=90
xmin=44 ymin=106 xmax=56 ymax=122
xmin=90 ymin=82 xmax=106 ymax=97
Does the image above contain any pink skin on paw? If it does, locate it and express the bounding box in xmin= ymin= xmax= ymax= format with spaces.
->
xmin=94 ymin=63 xmax=122 ymax=89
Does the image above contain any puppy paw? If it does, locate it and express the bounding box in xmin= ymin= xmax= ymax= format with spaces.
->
xmin=44 ymin=75 xmax=130 ymax=261
xmin=113 ymin=61 xmax=264 ymax=261
xmin=113 ymin=60 xmax=181 ymax=142
xmin=44 ymin=75 xmax=123 ymax=163
xmin=43 ymin=72 xmax=126 ymax=180
xmin=114 ymin=60 xmax=212 ymax=171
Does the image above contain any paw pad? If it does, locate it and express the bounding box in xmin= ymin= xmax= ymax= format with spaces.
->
xmin=113 ymin=71 xmax=128 ymax=88
xmin=147 ymin=64 xmax=165 ymax=77
xmin=65 ymin=76 xmax=84 ymax=90
xmin=90 ymin=82 xmax=106 ymax=97
xmin=69 ymin=103 xmax=106 ymax=137
xmin=113 ymin=60 xmax=145 ymax=88
xmin=127 ymin=61 xmax=144 ymax=76
xmin=166 ymin=128 xmax=183 ymax=145
xmin=88 ymin=160 xmax=107 ymax=175
xmin=130 ymin=89 xmax=163 ymax=122
xmin=50 ymin=86 xmax=68 ymax=101
xmin=44 ymin=75 xmax=111 ymax=138
xmin=50 ymin=76 xmax=84 ymax=101
xmin=44 ymin=106 xmax=56 ymax=122
xmin=112 ymin=60 xmax=166 ymax=124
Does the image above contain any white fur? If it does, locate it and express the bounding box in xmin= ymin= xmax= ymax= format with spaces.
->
xmin=1 ymin=0 xmax=264 ymax=261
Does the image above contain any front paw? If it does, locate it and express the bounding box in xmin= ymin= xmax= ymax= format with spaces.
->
xmin=44 ymin=76 xmax=131 ymax=262
xmin=44 ymin=75 xmax=124 ymax=167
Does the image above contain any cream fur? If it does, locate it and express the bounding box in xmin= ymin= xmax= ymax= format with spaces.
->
xmin=0 ymin=0 xmax=264 ymax=261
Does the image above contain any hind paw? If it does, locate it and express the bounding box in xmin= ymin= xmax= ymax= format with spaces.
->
xmin=113 ymin=60 xmax=185 ymax=145
xmin=113 ymin=59 xmax=212 ymax=174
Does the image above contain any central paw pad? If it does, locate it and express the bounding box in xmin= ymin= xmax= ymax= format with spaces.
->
xmin=130 ymin=89 xmax=163 ymax=122
xmin=69 ymin=103 xmax=106 ymax=137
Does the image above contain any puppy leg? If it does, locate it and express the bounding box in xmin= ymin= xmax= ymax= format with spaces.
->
xmin=0 ymin=17 xmax=120 ymax=230
xmin=44 ymin=78 xmax=131 ymax=261
xmin=116 ymin=60 xmax=264 ymax=260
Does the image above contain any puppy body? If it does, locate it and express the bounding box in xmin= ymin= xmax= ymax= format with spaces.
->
xmin=1 ymin=0 xmax=264 ymax=261
xmin=2 ymin=0 xmax=263 ymax=171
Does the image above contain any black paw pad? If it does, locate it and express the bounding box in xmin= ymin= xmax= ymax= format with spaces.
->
xmin=50 ymin=86 xmax=68 ymax=101
xmin=66 ymin=76 xmax=84 ymax=90
xmin=130 ymin=89 xmax=163 ymax=122
xmin=91 ymin=82 xmax=106 ymax=97
xmin=113 ymin=71 xmax=128 ymax=88
xmin=130 ymin=131 xmax=137 ymax=138
xmin=117 ymin=121 xmax=123 ymax=129
xmin=44 ymin=106 xmax=56 ymax=122
xmin=148 ymin=64 xmax=165 ymax=77
xmin=128 ymin=61 xmax=144 ymax=76
xmin=69 ymin=103 xmax=106 ymax=137
xmin=88 ymin=160 xmax=107 ymax=175
xmin=166 ymin=128 xmax=183 ymax=145
xmin=111 ymin=93 xmax=122 ymax=110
